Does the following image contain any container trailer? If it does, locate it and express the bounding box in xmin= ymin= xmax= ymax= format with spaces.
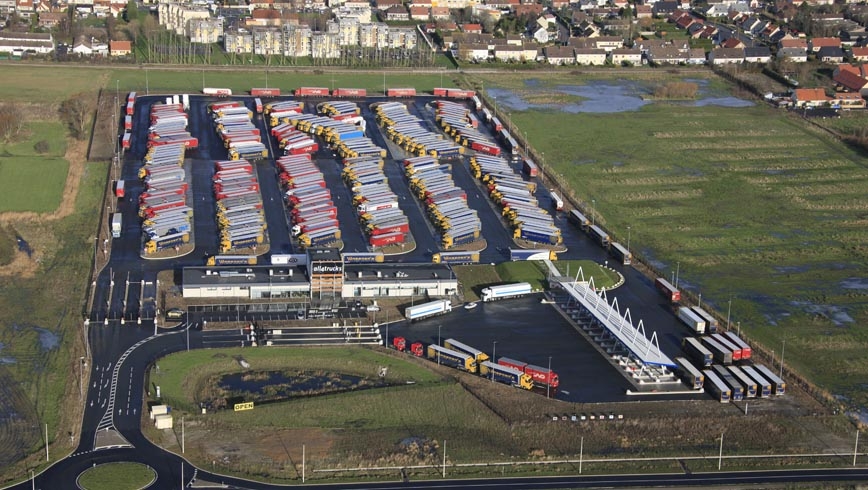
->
xmin=497 ymin=357 xmax=559 ymax=388
xmin=481 ymin=282 xmax=532 ymax=302
xmin=682 ymin=337 xmax=713 ymax=367
xmin=741 ymin=366 xmax=772 ymax=397
xmin=522 ymin=159 xmax=539 ymax=177
xmin=655 ymin=277 xmax=681 ymax=302
xmin=754 ymin=364 xmax=786 ymax=395
xmin=250 ymin=88 xmax=281 ymax=97
xmin=479 ymin=361 xmax=533 ymax=390
xmin=691 ymin=306 xmax=719 ymax=334
xmin=610 ymin=242 xmax=632 ymax=265
xmin=712 ymin=365 xmax=745 ymax=401
xmin=203 ymin=88 xmax=232 ymax=97
xmin=711 ymin=333 xmax=742 ymax=361
xmin=115 ymin=180 xmax=126 ymax=198
xmin=727 ymin=365 xmax=757 ymax=398
xmin=677 ymin=307 xmax=706 ymax=334
xmin=675 ymin=357 xmax=704 ymax=390
xmin=550 ymin=191 xmax=564 ymax=211
xmin=509 ymin=249 xmax=556 ymax=261
xmin=701 ymin=336 xmax=733 ymax=365
xmin=144 ymin=232 xmax=190 ymax=254
xmin=404 ymin=299 xmax=452 ymax=321
xmin=387 ymin=88 xmax=417 ymax=97
xmin=296 ymin=87 xmax=329 ymax=97
xmin=724 ymin=332 xmax=752 ymax=360
xmin=443 ymin=339 xmax=489 ymax=364
xmin=703 ymin=370 xmax=731 ymax=403
xmin=111 ymin=213 xmax=122 ymax=238
xmin=589 ymin=225 xmax=610 ymax=247
xmin=426 ymin=345 xmax=477 ymax=372
xmin=369 ymin=231 xmax=405 ymax=248
xmin=431 ymin=252 xmax=480 ymax=264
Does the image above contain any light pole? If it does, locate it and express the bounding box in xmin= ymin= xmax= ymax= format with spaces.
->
xmin=779 ymin=338 xmax=785 ymax=379
xmin=627 ymin=226 xmax=631 ymax=253
xmin=491 ymin=341 xmax=497 ymax=381
xmin=145 ymin=68 xmax=149 ymax=95
xmin=79 ymin=356 xmax=84 ymax=399
xmin=591 ymin=199 xmax=596 ymax=226
xmin=437 ymin=325 xmax=441 ymax=364
xmin=546 ymin=356 xmax=552 ymax=398
xmin=726 ymin=296 xmax=732 ymax=330
xmin=718 ymin=431 xmax=724 ymax=470
xmin=115 ymin=79 xmax=119 ymax=102
xmin=675 ymin=261 xmax=680 ymax=288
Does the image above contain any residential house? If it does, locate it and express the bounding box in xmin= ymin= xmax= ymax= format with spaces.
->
xmin=809 ymin=36 xmax=841 ymax=53
xmin=15 ymin=0 xmax=33 ymax=17
xmin=791 ymin=88 xmax=831 ymax=107
xmin=545 ymin=46 xmax=575 ymax=64
xmin=833 ymin=64 xmax=868 ymax=96
xmin=653 ymin=1 xmax=678 ymax=17
xmin=384 ymin=5 xmax=409 ymax=20
xmin=647 ymin=47 xmax=688 ymax=64
xmin=37 ymin=11 xmax=64 ymax=28
xmin=593 ymin=35 xmax=624 ymax=52
xmin=817 ymin=46 xmax=845 ymax=63
xmin=721 ymin=37 xmax=744 ymax=49
xmin=375 ymin=0 xmax=401 ymax=9
xmin=532 ymin=27 xmax=550 ymax=44
xmin=574 ymin=47 xmax=607 ymax=65
xmin=611 ymin=47 xmax=642 ymax=65
xmin=494 ymin=44 xmax=525 ymax=62
xmin=686 ymin=48 xmax=706 ymax=64
xmin=246 ymin=9 xmax=283 ymax=28
xmin=109 ymin=40 xmax=132 ymax=56
xmin=505 ymin=34 xmax=522 ymax=46
xmin=461 ymin=23 xmax=483 ymax=34
xmin=409 ymin=6 xmax=429 ymax=20
xmin=743 ymin=46 xmax=771 ymax=63
xmin=514 ymin=3 xmax=542 ymax=16
xmin=851 ymin=47 xmax=868 ymax=62
xmin=674 ymin=14 xmax=696 ymax=31
xmin=72 ymin=36 xmax=108 ymax=56
xmin=431 ymin=6 xmax=449 ymax=19
xmin=778 ymin=38 xmax=808 ymax=62
xmin=635 ymin=4 xmax=652 ymax=18
xmin=0 ymin=31 xmax=54 ymax=54
xmin=708 ymin=47 xmax=744 ymax=64
xmin=459 ymin=42 xmax=490 ymax=61
xmin=833 ymin=92 xmax=866 ymax=108
xmin=0 ymin=0 xmax=14 ymax=14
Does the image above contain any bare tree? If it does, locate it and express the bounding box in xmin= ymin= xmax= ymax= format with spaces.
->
xmin=59 ymin=93 xmax=95 ymax=140
xmin=0 ymin=104 xmax=25 ymax=143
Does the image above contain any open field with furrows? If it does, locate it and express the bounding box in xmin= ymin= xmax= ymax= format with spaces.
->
xmin=476 ymin=76 xmax=868 ymax=410
xmin=146 ymin=346 xmax=858 ymax=484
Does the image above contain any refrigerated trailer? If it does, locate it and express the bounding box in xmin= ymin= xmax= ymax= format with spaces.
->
xmin=712 ymin=365 xmax=744 ymax=401
xmin=443 ymin=339 xmax=489 ymax=364
xmin=675 ymin=357 xmax=704 ymax=390
xmin=727 ymin=365 xmax=757 ymax=398
xmin=480 ymin=282 xmax=532 ymax=302
xmin=426 ymin=345 xmax=477 ymax=372
xmin=655 ymin=277 xmax=681 ymax=302
xmin=754 ymin=364 xmax=786 ymax=395
xmin=711 ymin=333 xmax=743 ymax=361
xmin=682 ymin=337 xmax=713 ymax=367
xmin=404 ymin=300 xmax=452 ymax=322
xmin=741 ymin=366 xmax=772 ymax=398
xmin=678 ymin=307 xmax=706 ymax=334
xmin=724 ymin=332 xmax=752 ymax=360
xmin=703 ymin=369 xmax=732 ymax=403
xmin=610 ymin=242 xmax=632 ymax=265
xmin=691 ymin=306 xmax=719 ymax=334
xmin=701 ymin=336 xmax=733 ymax=365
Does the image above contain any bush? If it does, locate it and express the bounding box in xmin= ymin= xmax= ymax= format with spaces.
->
xmin=33 ymin=140 xmax=50 ymax=154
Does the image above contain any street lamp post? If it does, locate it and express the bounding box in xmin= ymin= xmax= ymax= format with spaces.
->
xmin=779 ymin=339 xmax=785 ymax=379
xmin=627 ymin=226 xmax=631 ymax=253
xmin=546 ymin=356 xmax=552 ymax=398
xmin=491 ymin=341 xmax=497 ymax=381
xmin=591 ymin=199 xmax=596 ymax=226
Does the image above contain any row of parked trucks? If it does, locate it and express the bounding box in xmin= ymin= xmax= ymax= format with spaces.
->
xmin=567 ymin=210 xmax=632 ymax=265
xmin=147 ymin=99 xmax=198 ymax=150
xmin=392 ymin=336 xmax=559 ymax=391
xmin=682 ymin=332 xmax=753 ymax=367
xmin=139 ymin=102 xmax=194 ymax=255
xmin=208 ymin=101 xmax=268 ymax=161
xmin=470 ymin=154 xmax=562 ymax=246
xmin=404 ymin=155 xmax=483 ymax=249
xmin=212 ymin=159 xmax=266 ymax=253
xmin=121 ymin=92 xmax=138 ymax=149
xmin=275 ymin=154 xmax=342 ymax=249
xmin=676 ymin=355 xmax=786 ymax=403
xmin=434 ymin=100 xmax=502 ymax=158
xmin=373 ymin=101 xmax=464 ymax=159
xmin=300 ymin=100 xmax=410 ymax=249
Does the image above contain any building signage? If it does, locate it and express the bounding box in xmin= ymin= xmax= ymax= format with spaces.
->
xmin=233 ymin=401 xmax=255 ymax=412
xmin=271 ymin=254 xmax=307 ymax=266
xmin=311 ymin=264 xmax=343 ymax=274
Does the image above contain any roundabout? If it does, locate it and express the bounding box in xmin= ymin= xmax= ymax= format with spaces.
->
xmin=76 ymin=462 xmax=156 ymax=490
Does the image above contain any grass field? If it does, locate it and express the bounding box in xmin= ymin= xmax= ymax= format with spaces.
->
xmin=149 ymin=345 xmax=858 ymax=483
xmin=479 ymin=71 xmax=868 ymax=407
xmin=77 ymin=462 xmax=156 ymax=490
xmin=454 ymin=261 xmax=618 ymax=301
xmin=0 ymin=122 xmax=69 ymax=213
xmin=152 ymin=346 xmax=441 ymax=411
